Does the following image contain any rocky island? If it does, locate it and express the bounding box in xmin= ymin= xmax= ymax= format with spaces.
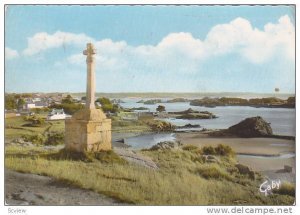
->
xmin=190 ymin=97 xmax=295 ymax=108
xmin=168 ymin=108 xmax=217 ymax=119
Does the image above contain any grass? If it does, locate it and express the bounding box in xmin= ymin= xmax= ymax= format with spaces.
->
xmin=274 ymin=182 xmax=295 ymax=197
xmin=5 ymin=145 xmax=295 ymax=205
xmin=4 ymin=115 xmax=295 ymax=205
xmin=195 ymin=164 xmax=233 ymax=181
xmin=5 ymin=116 xmax=64 ymax=141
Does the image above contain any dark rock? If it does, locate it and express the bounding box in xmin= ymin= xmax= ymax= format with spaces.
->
xmin=176 ymin=124 xmax=201 ymax=129
xmin=228 ymin=116 xmax=273 ymax=137
xmin=170 ymin=108 xmax=217 ymax=119
xmin=235 ymin=163 xmax=252 ymax=175
xmin=284 ymin=165 xmax=293 ymax=173
xmin=167 ymin=98 xmax=190 ymax=103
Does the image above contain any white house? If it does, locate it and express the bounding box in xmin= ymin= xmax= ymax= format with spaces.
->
xmin=47 ymin=109 xmax=67 ymax=120
xmin=23 ymin=101 xmax=48 ymax=110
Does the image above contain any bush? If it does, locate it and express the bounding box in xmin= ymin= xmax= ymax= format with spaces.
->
xmin=215 ymin=144 xmax=235 ymax=157
xmin=182 ymin=144 xmax=199 ymax=151
xmin=201 ymin=146 xmax=216 ymax=155
xmin=200 ymin=144 xmax=235 ymax=157
xmin=45 ymin=132 xmax=65 ymax=145
xmin=21 ymin=134 xmax=46 ymax=145
xmin=50 ymin=103 xmax=84 ymax=115
xmin=274 ymin=182 xmax=295 ymax=197
xmin=23 ymin=116 xmax=45 ymax=127
xmin=96 ymin=97 xmax=119 ymax=113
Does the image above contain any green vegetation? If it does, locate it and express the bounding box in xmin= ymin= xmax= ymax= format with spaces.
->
xmin=21 ymin=134 xmax=46 ymax=145
xmin=201 ymin=144 xmax=235 ymax=157
xmin=23 ymin=115 xmax=45 ymax=127
xmin=50 ymin=95 xmax=84 ymax=115
xmin=5 ymin=115 xmax=65 ymax=142
xmin=5 ymin=145 xmax=294 ymax=205
xmin=5 ymin=94 xmax=17 ymax=110
xmin=45 ymin=132 xmax=65 ymax=145
xmin=196 ymin=164 xmax=233 ymax=181
xmin=96 ymin=97 xmax=119 ymax=113
xmin=182 ymin=144 xmax=199 ymax=151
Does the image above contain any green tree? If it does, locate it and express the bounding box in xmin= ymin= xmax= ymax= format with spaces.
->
xmin=96 ymin=97 xmax=119 ymax=113
xmin=5 ymin=94 xmax=17 ymax=110
xmin=62 ymin=95 xmax=73 ymax=104
xmin=17 ymin=98 xmax=26 ymax=110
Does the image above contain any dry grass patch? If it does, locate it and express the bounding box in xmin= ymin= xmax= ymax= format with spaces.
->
xmin=5 ymin=145 xmax=295 ymax=205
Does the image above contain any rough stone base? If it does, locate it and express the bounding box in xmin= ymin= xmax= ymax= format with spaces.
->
xmin=65 ymin=109 xmax=111 ymax=152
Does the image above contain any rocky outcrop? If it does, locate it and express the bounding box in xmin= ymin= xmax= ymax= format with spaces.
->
xmin=190 ymin=97 xmax=295 ymax=108
xmin=166 ymin=98 xmax=190 ymax=103
xmin=176 ymin=124 xmax=201 ymax=129
xmin=228 ymin=116 xmax=273 ymax=137
xmin=169 ymin=108 xmax=217 ymax=119
xmin=149 ymin=141 xmax=183 ymax=150
xmin=235 ymin=163 xmax=256 ymax=180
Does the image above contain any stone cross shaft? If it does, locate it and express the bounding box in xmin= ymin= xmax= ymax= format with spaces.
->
xmin=83 ymin=43 xmax=96 ymax=109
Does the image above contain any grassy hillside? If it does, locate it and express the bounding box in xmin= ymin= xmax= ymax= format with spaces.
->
xmin=5 ymin=145 xmax=294 ymax=205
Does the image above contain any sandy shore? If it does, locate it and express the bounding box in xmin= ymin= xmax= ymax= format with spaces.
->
xmin=177 ymin=132 xmax=295 ymax=174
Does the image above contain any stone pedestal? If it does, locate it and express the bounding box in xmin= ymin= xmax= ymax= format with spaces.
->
xmin=65 ymin=109 xmax=111 ymax=152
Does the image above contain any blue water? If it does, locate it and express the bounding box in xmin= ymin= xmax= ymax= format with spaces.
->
xmin=120 ymin=98 xmax=295 ymax=136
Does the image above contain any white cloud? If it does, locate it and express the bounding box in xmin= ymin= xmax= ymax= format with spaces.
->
xmin=22 ymin=31 xmax=93 ymax=56
xmin=204 ymin=15 xmax=295 ymax=63
xmin=5 ymin=47 xmax=19 ymax=60
xmin=22 ymin=15 xmax=295 ymax=68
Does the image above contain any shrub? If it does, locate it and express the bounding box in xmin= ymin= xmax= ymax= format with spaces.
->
xmin=201 ymin=146 xmax=216 ymax=155
xmin=23 ymin=115 xmax=45 ymax=127
xmin=215 ymin=144 xmax=235 ymax=157
xmin=274 ymin=182 xmax=295 ymax=197
xmin=45 ymin=132 xmax=65 ymax=145
xmin=182 ymin=144 xmax=199 ymax=151
xmin=200 ymin=144 xmax=235 ymax=157
xmin=21 ymin=134 xmax=46 ymax=145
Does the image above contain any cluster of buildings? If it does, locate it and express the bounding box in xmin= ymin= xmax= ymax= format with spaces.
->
xmin=5 ymin=93 xmax=81 ymax=120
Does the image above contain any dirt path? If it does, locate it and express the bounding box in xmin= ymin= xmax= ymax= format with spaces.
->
xmin=5 ymin=169 xmax=126 ymax=206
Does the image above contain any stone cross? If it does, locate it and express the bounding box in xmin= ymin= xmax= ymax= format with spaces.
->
xmin=83 ymin=43 xmax=96 ymax=109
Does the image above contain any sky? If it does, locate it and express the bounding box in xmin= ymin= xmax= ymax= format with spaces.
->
xmin=5 ymin=5 xmax=295 ymax=93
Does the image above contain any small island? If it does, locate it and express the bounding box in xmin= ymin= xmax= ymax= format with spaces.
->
xmin=190 ymin=97 xmax=295 ymax=108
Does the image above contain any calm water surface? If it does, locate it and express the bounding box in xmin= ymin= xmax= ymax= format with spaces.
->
xmin=120 ymin=98 xmax=295 ymax=136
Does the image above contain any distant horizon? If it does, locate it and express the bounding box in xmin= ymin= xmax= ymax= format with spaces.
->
xmin=5 ymin=91 xmax=295 ymax=95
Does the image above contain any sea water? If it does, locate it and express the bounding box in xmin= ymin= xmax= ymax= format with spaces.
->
xmin=120 ymin=98 xmax=295 ymax=136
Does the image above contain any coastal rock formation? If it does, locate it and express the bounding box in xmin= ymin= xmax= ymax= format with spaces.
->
xmin=235 ymin=163 xmax=256 ymax=180
xmin=176 ymin=123 xmax=201 ymax=129
xmin=166 ymin=98 xmax=190 ymax=103
xmin=190 ymin=96 xmax=295 ymax=108
xmin=149 ymin=141 xmax=183 ymax=150
xmin=228 ymin=116 xmax=273 ymax=137
xmin=148 ymin=121 xmax=176 ymax=132
xmin=139 ymin=99 xmax=162 ymax=104
xmin=169 ymin=108 xmax=217 ymax=119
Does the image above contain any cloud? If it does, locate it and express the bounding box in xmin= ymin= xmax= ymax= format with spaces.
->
xmin=22 ymin=31 xmax=93 ymax=56
xmin=204 ymin=15 xmax=295 ymax=63
xmin=23 ymin=15 xmax=295 ymax=69
xmin=5 ymin=47 xmax=19 ymax=60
